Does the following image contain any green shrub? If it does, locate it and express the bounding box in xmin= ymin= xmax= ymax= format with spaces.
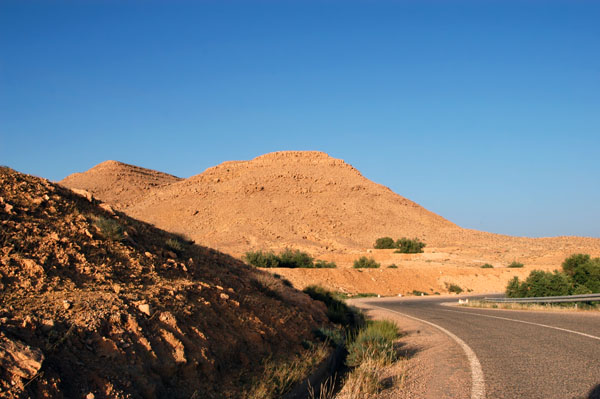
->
xmin=572 ymin=258 xmax=600 ymax=293
xmin=374 ymin=237 xmax=396 ymax=249
xmin=506 ymin=276 xmax=525 ymax=298
xmin=346 ymin=320 xmax=399 ymax=367
xmin=165 ymin=237 xmax=186 ymax=254
xmin=480 ymin=263 xmax=494 ymax=269
xmin=303 ymin=285 xmax=357 ymax=327
xmin=314 ymin=327 xmax=344 ymax=346
xmin=244 ymin=250 xmax=280 ymax=268
xmin=314 ymin=259 xmax=337 ymax=269
xmin=94 ymin=217 xmax=124 ymax=241
xmin=562 ymin=253 xmax=591 ymax=276
xmin=507 ymin=261 xmax=524 ymax=268
xmin=278 ymin=249 xmax=314 ymax=268
xmin=394 ymin=237 xmax=426 ymax=254
xmin=351 ymin=293 xmax=378 ymax=298
xmin=353 ymin=257 xmax=380 ymax=269
xmin=447 ymin=284 xmax=463 ymax=294
xmin=387 ymin=264 xmax=398 ymax=269
xmin=412 ymin=290 xmax=428 ymax=296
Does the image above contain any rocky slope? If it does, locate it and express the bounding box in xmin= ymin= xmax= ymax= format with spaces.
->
xmin=0 ymin=166 xmax=328 ymax=398
xmin=60 ymin=160 xmax=181 ymax=210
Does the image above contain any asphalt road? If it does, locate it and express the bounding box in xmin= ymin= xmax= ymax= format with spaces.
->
xmin=365 ymin=297 xmax=600 ymax=399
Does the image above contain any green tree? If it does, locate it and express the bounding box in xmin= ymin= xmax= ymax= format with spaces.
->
xmin=562 ymin=253 xmax=591 ymax=277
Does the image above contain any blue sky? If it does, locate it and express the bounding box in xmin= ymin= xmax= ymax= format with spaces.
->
xmin=1 ymin=1 xmax=598 ymax=238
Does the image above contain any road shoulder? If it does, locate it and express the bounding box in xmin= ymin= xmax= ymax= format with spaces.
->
xmin=349 ymin=298 xmax=472 ymax=399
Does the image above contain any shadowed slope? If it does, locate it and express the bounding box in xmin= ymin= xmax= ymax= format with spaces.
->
xmin=1 ymin=166 xmax=327 ymax=398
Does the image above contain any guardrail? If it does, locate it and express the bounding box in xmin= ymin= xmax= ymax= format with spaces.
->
xmin=482 ymin=293 xmax=600 ymax=304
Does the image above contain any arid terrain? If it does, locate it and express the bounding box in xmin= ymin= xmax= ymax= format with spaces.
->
xmin=0 ymin=166 xmax=329 ymax=398
xmin=60 ymin=151 xmax=600 ymax=296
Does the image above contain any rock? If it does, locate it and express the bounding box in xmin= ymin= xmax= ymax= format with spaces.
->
xmin=112 ymin=284 xmax=121 ymax=294
xmin=99 ymin=203 xmax=115 ymax=215
xmin=63 ymin=300 xmax=72 ymax=310
xmin=41 ymin=319 xmax=54 ymax=332
xmin=138 ymin=303 xmax=151 ymax=316
xmin=86 ymin=393 xmax=95 ymax=399
xmin=166 ymin=251 xmax=177 ymax=259
xmin=4 ymin=203 xmax=13 ymax=213
xmin=71 ymin=188 xmax=94 ymax=202
xmin=220 ymin=293 xmax=229 ymax=300
xmin=0 ymin=332 xmax=44 ymax=379
xmin=84 ymin=229 xmax=94 ymax=238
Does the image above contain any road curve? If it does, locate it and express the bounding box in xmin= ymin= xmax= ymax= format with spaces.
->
xmin=361 ymin=296 xmax=600 ymax=399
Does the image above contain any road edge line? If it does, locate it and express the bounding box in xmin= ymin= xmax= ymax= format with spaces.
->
xmin=369 ymin=304 xmax=486 ymax=399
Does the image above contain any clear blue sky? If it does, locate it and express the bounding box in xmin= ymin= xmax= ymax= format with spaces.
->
xmin=1 ymin=1 xmax=598 ymax=238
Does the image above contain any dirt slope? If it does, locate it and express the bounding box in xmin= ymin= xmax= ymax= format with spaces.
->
xmin=60 ymin=160 xmax=181 ymax=210
xmin=0 ymin=166 xmax=328 ymax=398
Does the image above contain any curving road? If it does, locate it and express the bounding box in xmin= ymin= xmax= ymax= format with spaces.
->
xmin=362 ymin=296 xmax=600 ymax=399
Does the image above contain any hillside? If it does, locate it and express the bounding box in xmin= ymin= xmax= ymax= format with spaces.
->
xmin=59 ymin=151 xmax=600 ymax=295
xmin=60 ymin=160 xmax=182 ymax=210
xmin=0 ymin=166 xmax=328 ymax=398
xmin=62 ymin=151 xmax=466 ymax=254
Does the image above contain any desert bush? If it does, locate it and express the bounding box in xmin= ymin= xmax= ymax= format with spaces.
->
xmin=245 ymin=251 xmax=280 ymax=268
xmin=94 ymin=217 xmax=124 ymax=241
xmin=278 ymin=249 xmax=314 ymax=268
xmin=411 ymin=290 xmax=428 ymax=296
xmin=446 ymin=284 xmax=464 ymax=294
xmin=572 ymin=257 xmax=600 ymax=293
xmin=314 ymin=259 xmax=337 ymax=269
xmin=374 ymin=237 xmax=396 ymax=249
xmin=165 ymin=237 xmax=186 ymax=254
xmin=346 ymin=320 xmax=399 ymax=367
xmin=394 ymin=237 xmax=426 ymax=254
xmin=353 ymin=257 xmax=380 ymax=269
xmin=506 ymin=269 xmax=574 ymax=298
xmin=314 ymin=327 xmax=344 ymax=346
xmin=480 ymin=263 xmax=494 ymax=269
xmin=387 ymin=264 xmax=398 ymax=269
xmin=507 ymin=261 xmax=524 ymax=268
xmin=245 ymin=249 xmax=334 ymax=269
xmin=247 ymin=343 xmax=329 ymax=399
xmin=303 ymin=285 xmax=359 ymax=327
xmin=506 ymin=276 xmax=526 ymax=298
xmin=562 ymin=253 xmax=591 ymax=276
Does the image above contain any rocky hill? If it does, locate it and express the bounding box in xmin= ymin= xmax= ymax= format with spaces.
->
xmin=62 ymin=151 xmax=469 ymax=255
xmin=60 ymin=160 xmax=182 ymax=210
xmin=0 ymin=166 xmax=328 ymax=398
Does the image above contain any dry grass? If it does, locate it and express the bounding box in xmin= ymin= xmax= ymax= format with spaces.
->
xmin=460 ymin=300 xmax=600 ymax=312
xmin=246 ymin=342 xmax=330 ymax=399
xmin=337 ymin=319 xmax=406 ymax=399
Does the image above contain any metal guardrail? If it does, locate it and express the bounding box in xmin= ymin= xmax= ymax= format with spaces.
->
xmin=483 ymin=293 xmax=600 ymax=304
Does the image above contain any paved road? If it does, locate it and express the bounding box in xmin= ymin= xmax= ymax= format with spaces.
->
xmin=364 ymin=296 xmax=600 ymax=399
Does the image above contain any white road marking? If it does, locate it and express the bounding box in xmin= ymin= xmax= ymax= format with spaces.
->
xmin=441 ymin=308 xmax=600 ymax=341
xmin=369 ymin=304 xmax=486 ymax=399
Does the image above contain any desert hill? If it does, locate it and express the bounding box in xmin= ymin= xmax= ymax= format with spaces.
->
xmin=0 ymin=166 xmax=327 ymax=398
xmin=60 ymin=160 xmax=181 ymax=210
xmin=62 ymin=151 xmax=467 ymax=254
xmin=59 ymin=151 xmax=600 ymax=295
